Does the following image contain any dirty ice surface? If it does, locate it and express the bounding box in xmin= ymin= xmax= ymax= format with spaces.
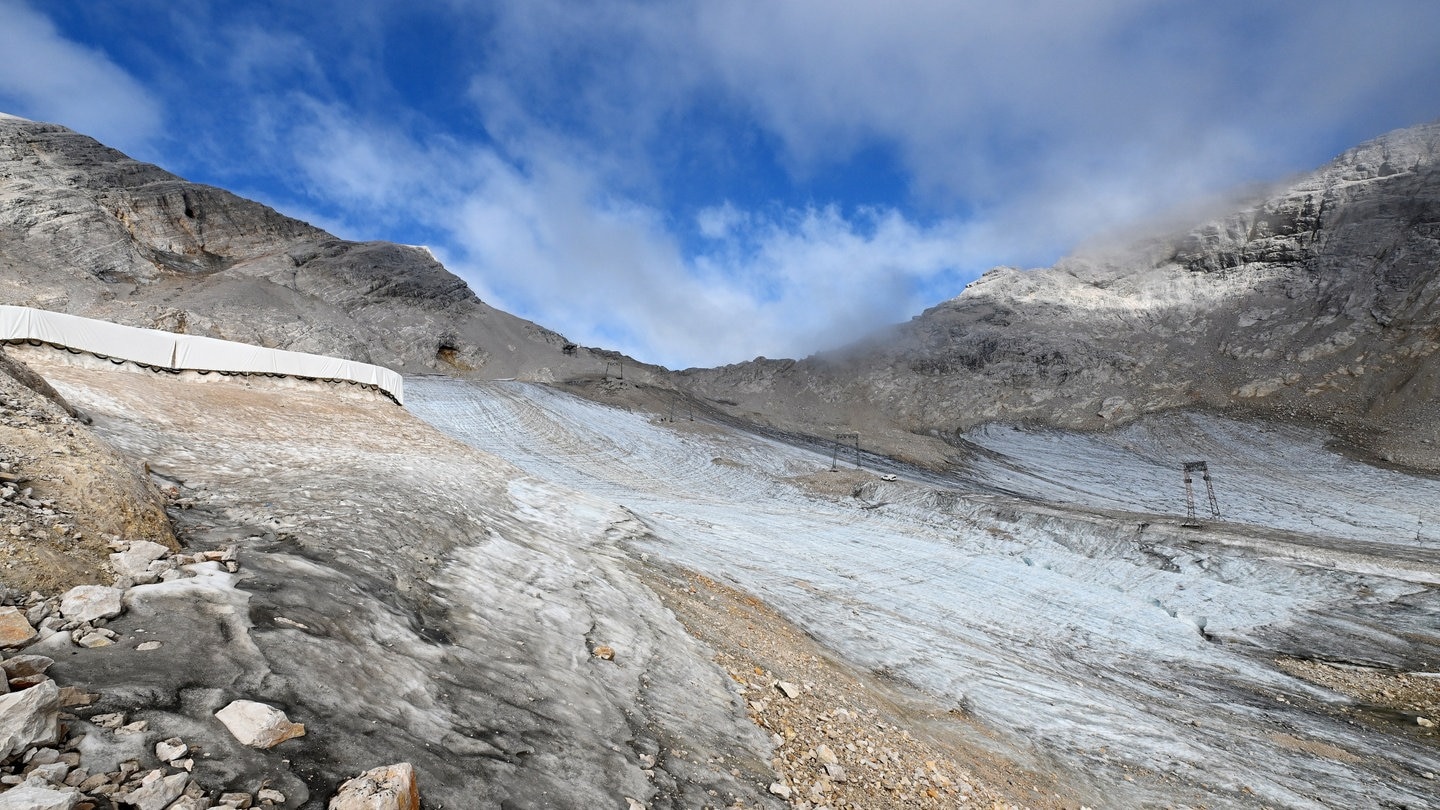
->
xmin=407 ymin=378 xmax=1440 ymax=809
xmin=30 ymin=358 xmax=777 ymax=810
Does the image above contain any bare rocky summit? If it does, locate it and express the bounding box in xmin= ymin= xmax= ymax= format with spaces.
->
xmin=679 ymin=122 xmax=1440 ymax=470
xmin=0 ymin=115 xmax=628 ymax=381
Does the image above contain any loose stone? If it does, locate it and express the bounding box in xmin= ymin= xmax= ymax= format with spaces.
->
xmin=121 ymin=770 xmax=188 ymax=810
xmin=154 ymin=737 xmax=188 ymax=762
xmin=327 ymin=762 xmax=421 ymax=810
xmin=0 ymin=607 xmax=38 ymax=648
xmin=0 ymin=680 xmax=59 ymax=759
xmin=0 ymin=783 xmax=79 ymax=810
xmin=56 ymin=587 xmax=123 ymax=625
xmin=214 ymin=700 xmax=305 ymax=749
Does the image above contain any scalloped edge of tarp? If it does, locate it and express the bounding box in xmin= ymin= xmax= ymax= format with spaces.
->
xmin=0 ymin=305 xmax=403 ymax=404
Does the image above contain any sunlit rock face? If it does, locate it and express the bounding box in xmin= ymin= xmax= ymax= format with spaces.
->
xmin=680 ymin=123 xmax=1440 ymax=470
xmin=0 ymin=116 xmax=629 ymax=382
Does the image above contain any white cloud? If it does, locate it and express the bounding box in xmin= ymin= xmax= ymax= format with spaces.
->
xmin=439 ymin=140 xmax=983 ymax=367
xmin=12 ymin=1 xmax=1432 ymax=369
xmin=696 ymin=202 xmax=746 ymax=240
xmin=0 ymin=0 xmax=162 ymax=151
xmin=254 ymin=88 xmax=990 ymax=368
xmin=468 ymin=1 xmax=1440 ymax=243
xmin=689 ymin=0 xmax=1440 ymax=199
xmin=225 ymin=1 xmax=1440 ymax=369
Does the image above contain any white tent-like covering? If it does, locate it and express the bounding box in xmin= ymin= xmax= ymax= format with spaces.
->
xmin=0 ymin=305 xmax=404 ymax=404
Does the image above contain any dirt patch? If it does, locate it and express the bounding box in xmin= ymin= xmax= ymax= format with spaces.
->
xmin=1279 ymin=657 xmax=1440 ymax=733
xmin=0 ymin=347 xmax=175 ymax=593
xmin=1264 ymin=732 xmax=1364 ymax=763
xmin=642 ymin=565 xmax=1088 ymax=810
xmin=783 ymin=469 xmax=877 ymax=500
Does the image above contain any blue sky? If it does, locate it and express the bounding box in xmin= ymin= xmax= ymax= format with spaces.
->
xmin=2 ymin=1 xmax=1439 ymax=369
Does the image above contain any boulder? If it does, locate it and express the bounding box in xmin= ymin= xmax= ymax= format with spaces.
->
xmin=108 ymin=542 xmax=169 ymax=581
xmin=0 ymin=609 xmax=36 ymax=649
xmin=214 ymin=700 xmax=305 ymax=748
xmin=57 ymin=586 xmax=123 ymax=624
xmin=0 ymin=783 xmax=78 ymax=810
xmin=121 ymin=771 xmax=187 ymax=810
xmin=328 ymin=763 xmax=420 ymax=810
xmin=0 ymin=680 xmax=59 ymax=760
xmin=0 ymin=657 xmax=53 ymax=680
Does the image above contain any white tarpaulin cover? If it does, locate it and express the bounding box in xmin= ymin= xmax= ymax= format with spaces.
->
xmin=0 ymin=305 xmax=404 ymax=403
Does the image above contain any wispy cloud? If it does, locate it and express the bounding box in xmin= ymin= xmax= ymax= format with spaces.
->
xmin=0 ymin=0 xmax=162 ymax=152
xmin=259 ymin=100 xmax=981 ymax=367
xmin=443 ymin=150 xmax=978 ymax=367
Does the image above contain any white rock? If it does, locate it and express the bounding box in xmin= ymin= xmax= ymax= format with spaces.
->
xmin=776 ymin=681 xmax=800 ymax=699
xmin=57 ymin=586 xmax=124 ymax=624
xmin=215 ymin=700 xmax=305 ymax=748
xmin=257 ymin=788 xmax=285 ymax=804
xmin=327 ymin=762 xmax=420 ymax=810
xmin=121 ymin=771 xmax=187 ymax=810
xmin=815 ymin=743 xmax=838 ymax=765
xmin=89 ymin=712 xmax=124 ymax=729
xmin=0 ymin=680 xmax=59 ymax=759
xmin=74 ymin=633 xmax=112 ymax=649
xmin=24 ymin=762 xmax=68 ymax=785
xmin=154 ymin=737 xmax=188 ymax=762
xmin=108 ymin=541 xmax=170 ymax=580
xmin=0 ymin=783 xmax=78 ymax=810
xmin=768 ymin=781 xmax=791 ymax=799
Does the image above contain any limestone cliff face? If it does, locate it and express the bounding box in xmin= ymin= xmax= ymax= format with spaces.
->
xmin=681 ymin=123 xmax=1440 ymax=469
xmin=0 ymin=114 xmax=610 ymax=379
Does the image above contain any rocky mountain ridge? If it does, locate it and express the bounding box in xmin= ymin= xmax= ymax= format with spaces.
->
xmin=679 ymin=122 xmax=1440 ymax=470
xmin=6 ymin=111 xmax=1440 ymax=472
xmin=0 ymin=113 xmax=646 ymax=383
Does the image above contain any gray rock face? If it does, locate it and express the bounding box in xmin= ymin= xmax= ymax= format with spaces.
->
xmin=680 ymin=122 xmax=1440 ymax=470
xmin=0 ymin=117 xmax=635 ymax=381
xmin=0 ymin=680 xmax=59 ymax=760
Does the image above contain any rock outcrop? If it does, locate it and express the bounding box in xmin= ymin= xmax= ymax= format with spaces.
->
xmin=0 ymin=115 xmax=647 ymax=382
xmin=680 ymin=122 xmax=1440 ymax=469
